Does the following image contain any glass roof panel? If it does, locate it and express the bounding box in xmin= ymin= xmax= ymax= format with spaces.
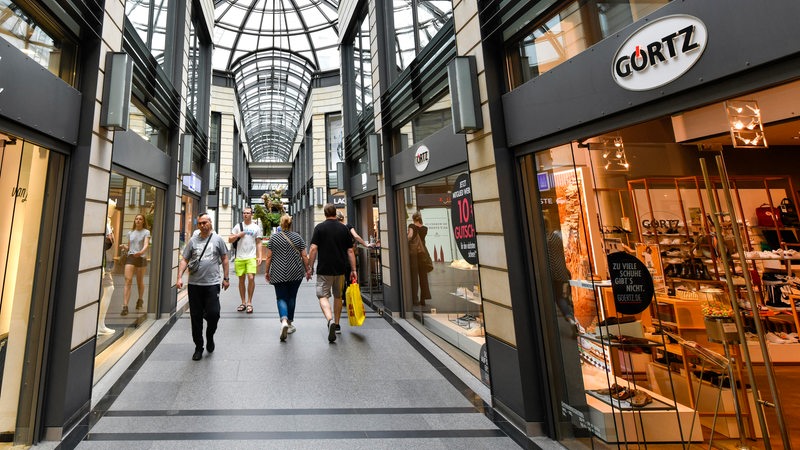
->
xmin=214 ymin=0 xmax=339 ymax=162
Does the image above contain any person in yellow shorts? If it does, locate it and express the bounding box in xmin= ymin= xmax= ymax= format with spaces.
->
xmin=229 ymin=207 xmax=262 ymax=313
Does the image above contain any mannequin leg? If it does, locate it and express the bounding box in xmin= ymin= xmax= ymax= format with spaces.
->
xmin=98 ymin=271 xmax=115 ymax=334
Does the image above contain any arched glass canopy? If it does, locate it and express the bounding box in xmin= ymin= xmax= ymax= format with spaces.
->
xmin=213 ymin=0 xmax=452 ymax=163
xmin=214 ymin=0 xmax=339 ymax=162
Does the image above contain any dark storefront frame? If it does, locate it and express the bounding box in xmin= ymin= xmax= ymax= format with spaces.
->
xmin=499 ymin=0 xmax=800 ymax=443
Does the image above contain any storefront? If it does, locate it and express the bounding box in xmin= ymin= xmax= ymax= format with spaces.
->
xmin=345 ymin=166 xmax=381 ymax=305
xmin=391 ymin=95 xmax=487 ymax=380
xmin=503 ymin=0 xmax=800 ymax=447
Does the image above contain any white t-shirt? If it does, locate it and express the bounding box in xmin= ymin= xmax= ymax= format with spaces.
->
xmin=231 ymin=222 xmax=261 ymax=259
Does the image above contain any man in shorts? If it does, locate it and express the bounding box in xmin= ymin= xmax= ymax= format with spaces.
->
xmin=229 ymin=207 xmax=262 ymax=313
xmin=308 ymin=204 xmax=357 ymax=343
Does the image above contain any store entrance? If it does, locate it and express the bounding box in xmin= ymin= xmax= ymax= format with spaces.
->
xmin=0 ymin=132 xmax=63 ymax=443
xmin=519 ymin=85 xmax=800 ymax=447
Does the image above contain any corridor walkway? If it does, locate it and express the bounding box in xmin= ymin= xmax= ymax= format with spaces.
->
xmin=74 ymin=274 xmax=529 ymax=449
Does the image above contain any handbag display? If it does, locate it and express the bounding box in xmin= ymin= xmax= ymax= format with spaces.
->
xmin=756 ymin=203 xmax=783 ymax=227
xmin=779 ymin=198 xmax=799 ymax=226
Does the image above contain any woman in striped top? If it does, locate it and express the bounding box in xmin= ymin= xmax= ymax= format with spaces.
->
xmin=264 ymin=214 xmax=312 ymax=341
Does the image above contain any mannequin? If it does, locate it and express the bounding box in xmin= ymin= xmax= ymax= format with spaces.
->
xmin=98 ymin=199 xmax=116 ymax=335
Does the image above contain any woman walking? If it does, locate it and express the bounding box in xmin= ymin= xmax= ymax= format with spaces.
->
xmin=264 ymin=214 xmax=312 ymax=341
xmin=120 ymin=213 xmax=150 ymax=315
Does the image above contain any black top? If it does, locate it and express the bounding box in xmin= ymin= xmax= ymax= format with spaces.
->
xmin=311 ymin=219 xmax=353 ymax=275
xmin=408 ymin=224 xmax=427 ymax=245
xmin=346 ymin=223 xmax=356 ymax=245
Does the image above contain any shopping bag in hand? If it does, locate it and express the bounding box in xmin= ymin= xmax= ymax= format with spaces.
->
xmin=346 ymin=279 xmax=366 ymax=327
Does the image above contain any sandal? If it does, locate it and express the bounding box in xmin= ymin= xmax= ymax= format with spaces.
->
xmin=237 ymin=304 xmax=246 ymax=312
xmin=246 ymin=305 xmax=253 ymax=314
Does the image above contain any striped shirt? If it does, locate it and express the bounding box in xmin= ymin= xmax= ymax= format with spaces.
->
xmin=267 ymin=231 xmax=306 ymax=283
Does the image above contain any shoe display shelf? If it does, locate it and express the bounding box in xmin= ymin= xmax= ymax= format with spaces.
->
xmin=581 ymin=363 xmax=702 ymax=443
xmin=422 ymin=312 xmax=484 ymax=360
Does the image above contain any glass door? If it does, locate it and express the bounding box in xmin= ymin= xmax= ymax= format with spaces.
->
xmin=0 ymin=132 xmax=63 ymax=443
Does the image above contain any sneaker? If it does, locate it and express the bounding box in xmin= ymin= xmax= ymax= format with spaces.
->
xmin=328 ymin=320 xmax=337 ymax=343
xmin=121 ymin=305 xmax=129 ymax=316
xmin=335 ymin=323 xmax=342 ymax=334
xmin=206 ymin=335 xmax=215 ymax=353
xmin=280 ymin=321 xmax=289 ymax=342
xmin=287 ymin=324 xmax=296 ymax=334
xmin=192 ymin=350 xmax=203 ymax=361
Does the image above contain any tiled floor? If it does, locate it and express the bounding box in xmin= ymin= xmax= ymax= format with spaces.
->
xmin=75 ymin=275 xmax=526 ymax=449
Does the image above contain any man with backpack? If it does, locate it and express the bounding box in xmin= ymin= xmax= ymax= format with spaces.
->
xmin=229 ymin=207 xmax=262 ymax=313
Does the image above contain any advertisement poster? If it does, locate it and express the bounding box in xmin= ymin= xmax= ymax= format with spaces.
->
xmin=607 ymin=251 xmax=655 ymax=315
xmin=635 ymin=243 xmax=666 ymax=295
xmin=450 ymin=173 xmax=479 ymax=264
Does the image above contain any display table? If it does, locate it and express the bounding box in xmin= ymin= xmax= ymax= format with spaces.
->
xmin=422 ymin=313 xmax=484 ymax=360
xmin=582 ymin=366 xmax=702 ymax=442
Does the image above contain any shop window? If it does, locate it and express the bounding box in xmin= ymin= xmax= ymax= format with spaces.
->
xmin=353 ymin=14 xmax=372 ymax=117
xmin=128 ymin=100 xmax=167 ymax=152
xmin=518 ymin=95 xmax=800 ymax=445
xmin=399 ymin=172 xmax=484 ymax=379
xmin=95 ymin=172 xmax=164 ymax=381
xmin=505 ymin=0 xmax=669 ymax=90
xmin=125 ymin=0 xmax=171 ymax=68
xmin=392 ymin=0 xmax=453 ymax=72
xmin=0 ymin=0 xmax=78 ymax=85
xmin=0 ymin=133 xmax=63 ymax=442
xmin=394 ymin=94 xmax=452 ymax=154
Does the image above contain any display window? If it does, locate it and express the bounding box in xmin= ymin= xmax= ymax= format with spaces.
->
xmin=94 ymin=172 xmax=164 ymax=380
xmin=0 ymin=132 xmax=63 ymax=439
xmin=519 ymin=82 xmax=800 ymax=447
xmin=399 ymin=172 xmax=484 ymax=379
xmin=0 ymin=0 xmax=78 ymax=85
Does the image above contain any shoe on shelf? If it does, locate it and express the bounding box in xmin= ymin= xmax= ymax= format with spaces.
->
xmin=136 ymin=298 xmax=143 ymax=310
xmin=328 ymin=320 xmax=337 ymax=343
xmin=280 ymin=321 xmax=289 ymax=342
xmin=335 ymin=323 xmax=342 ymax=334
xmin=192 ymin=350 xmax=203 ymax=361
xmin=287 ymin=323 xmax=296 ymax=334
xmin=206 ymin=336 xmax=215 ymax=353
xmin=121 ymin=305 xmax=129 ymax=316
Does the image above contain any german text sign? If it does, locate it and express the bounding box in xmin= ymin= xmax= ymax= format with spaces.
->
xmin=608 ymin=251 xmax=654 ymax=314
xmin=451 ymin=173 xmax=478 ymax=264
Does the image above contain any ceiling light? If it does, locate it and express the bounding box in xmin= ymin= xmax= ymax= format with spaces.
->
xmin=725 ymin=100 xmax=767 ymax=148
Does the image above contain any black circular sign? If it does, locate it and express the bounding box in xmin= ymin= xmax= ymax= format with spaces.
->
xmin=451 ymin=174 xmax=478 ymax=264
xmin=607 ymin=251 xmax=654 ymax=315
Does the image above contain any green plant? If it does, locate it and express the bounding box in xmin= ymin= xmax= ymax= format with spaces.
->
xmin=253 ymin=189 xmax=286 ymax=238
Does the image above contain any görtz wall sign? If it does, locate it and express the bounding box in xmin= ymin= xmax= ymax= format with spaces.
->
xmin=612 ymin=15 xmax=707 ymax=91
xmin=414 ymin=145 xmax=430 ymax=172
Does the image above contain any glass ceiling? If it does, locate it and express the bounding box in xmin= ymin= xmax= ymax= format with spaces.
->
xmin=213 ymin=1 xmax=451 ymax=164
xmin=214 ymin=0 xmax=339 ymax=162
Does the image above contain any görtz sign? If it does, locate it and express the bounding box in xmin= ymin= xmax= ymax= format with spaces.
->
xmin=414 ymin=145 xmax=430 ymax=172
xmin=612 ymin=15 xmax=707 ymax=91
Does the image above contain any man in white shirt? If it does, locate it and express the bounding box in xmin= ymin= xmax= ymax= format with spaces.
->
xmin=229 ymin=207 xmax=262 ymax=313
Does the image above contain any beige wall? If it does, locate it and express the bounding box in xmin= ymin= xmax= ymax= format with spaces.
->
xmin=453 ymin=0 xmax=516 ymax=347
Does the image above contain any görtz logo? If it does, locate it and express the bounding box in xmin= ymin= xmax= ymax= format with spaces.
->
xmin=612 ymin=15 xmax=707 ymax=91
xmin=414 ymin=145 xmax=430 ymax=172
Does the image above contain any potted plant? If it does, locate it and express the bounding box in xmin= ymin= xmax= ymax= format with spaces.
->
xmin=253 ymin=189 xmax=285 ymax=241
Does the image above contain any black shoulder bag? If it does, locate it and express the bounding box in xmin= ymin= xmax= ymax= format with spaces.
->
xmin=188 ymin=233 xmax=213 ymax=273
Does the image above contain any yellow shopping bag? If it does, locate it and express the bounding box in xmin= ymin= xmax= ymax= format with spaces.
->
xmin=346 ymin=281 xmax=366 ymax=326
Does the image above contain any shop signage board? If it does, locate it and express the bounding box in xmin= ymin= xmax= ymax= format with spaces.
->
xmin=451 ymin=173 xmax=478 ymax=264
xmin=612 ymin=14 xmax=707 ymax=91
xmin=414 ymin=145 xmax=430 ymax=172
xmin=607 ymin=251 xmax=654 ymax=314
